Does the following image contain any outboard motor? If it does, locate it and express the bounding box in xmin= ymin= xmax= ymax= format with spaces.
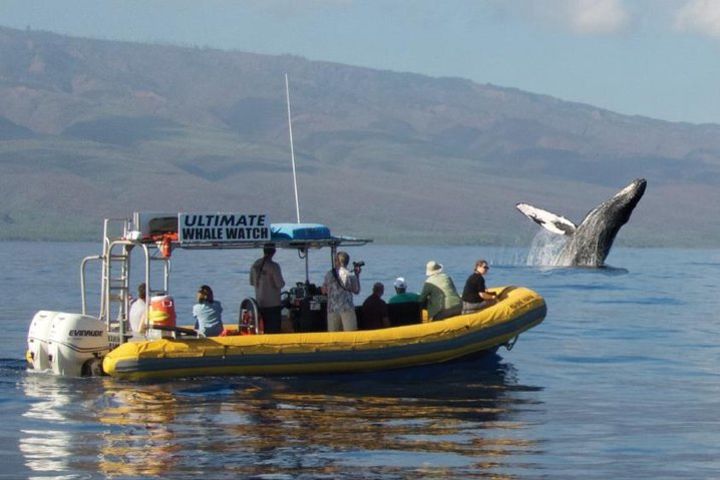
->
xmin=27 ymin=310 xmax=57 ymax=371
xmin=28 ymin=311 xmax=110 ymax=376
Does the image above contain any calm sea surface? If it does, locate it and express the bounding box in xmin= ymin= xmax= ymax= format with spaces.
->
xmin=0 ymin=241 xmax=718 ymax=479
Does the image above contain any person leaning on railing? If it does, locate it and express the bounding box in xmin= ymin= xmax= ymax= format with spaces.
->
xmin=461 ymin=259 xmax=498 ymax=314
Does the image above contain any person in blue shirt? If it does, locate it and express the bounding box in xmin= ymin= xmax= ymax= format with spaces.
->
xmin=193 ymin=285 xmax=224 ymax=336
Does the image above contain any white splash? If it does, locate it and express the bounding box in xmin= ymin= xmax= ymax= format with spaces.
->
xmin=526 ymin=230 xmax=568 ymax=266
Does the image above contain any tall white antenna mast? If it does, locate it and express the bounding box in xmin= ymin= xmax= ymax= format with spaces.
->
xmin=285 ymin=73 xmax=301 ymax=223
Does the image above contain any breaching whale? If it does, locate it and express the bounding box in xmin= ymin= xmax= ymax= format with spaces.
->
xmin=516 ymin=178 xmax=647 ymax=267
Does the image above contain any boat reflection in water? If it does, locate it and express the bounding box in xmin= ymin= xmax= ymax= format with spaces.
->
xmin=20 ymin=374 xmax=76 ymax=476
xmin=98 ymin=386 xmax=179 ymax=478
xmin=22 ymin=354 xmax=544 ymax=478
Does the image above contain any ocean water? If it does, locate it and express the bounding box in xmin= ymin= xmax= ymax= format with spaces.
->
xmin=1 ymin=241 xmax=719 ymax=479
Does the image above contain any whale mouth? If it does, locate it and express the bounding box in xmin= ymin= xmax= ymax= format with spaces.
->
xmin=617 ymin=178 xmax=646 ymax=196
xmin=613 ymin=178 xmax=647 ymax=210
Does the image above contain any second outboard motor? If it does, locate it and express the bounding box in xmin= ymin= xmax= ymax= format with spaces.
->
xmin=27 ymin=310 xmax=57 ymax=371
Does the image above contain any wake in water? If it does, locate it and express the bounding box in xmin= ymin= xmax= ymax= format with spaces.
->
xmin=525 ymin=230 xmax=568 ymax=266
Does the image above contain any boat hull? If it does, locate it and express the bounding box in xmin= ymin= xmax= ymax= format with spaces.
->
xmin=103 ymin=286 xmax=546 ymax=380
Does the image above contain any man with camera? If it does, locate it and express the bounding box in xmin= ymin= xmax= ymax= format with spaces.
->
xmin=322 ymin=251 xmax=362 ymax=331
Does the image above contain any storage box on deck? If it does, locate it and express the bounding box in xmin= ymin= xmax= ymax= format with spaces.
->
xmin=271 ymin=223 xmax=332 ymax=241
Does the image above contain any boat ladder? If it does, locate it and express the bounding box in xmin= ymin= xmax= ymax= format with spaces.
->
xmin=99 ymin=219 xmax=171 ymax=346
xmin=100 ymin=218 xmax=133 ymax=347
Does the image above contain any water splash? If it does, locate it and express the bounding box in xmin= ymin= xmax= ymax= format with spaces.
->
xmin=525 ymin=230 xmax=568 ymax=266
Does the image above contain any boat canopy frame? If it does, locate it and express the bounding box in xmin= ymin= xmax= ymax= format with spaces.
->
xmin=79 ymin=213 xmax=372 ymax=347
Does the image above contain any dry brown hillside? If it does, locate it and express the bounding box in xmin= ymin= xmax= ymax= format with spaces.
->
xmin=1 ymin=26 xmax=719 ymax=245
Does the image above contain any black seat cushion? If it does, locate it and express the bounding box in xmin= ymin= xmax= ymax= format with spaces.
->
xmin=388 ymin=302 xmax=421 ymax=326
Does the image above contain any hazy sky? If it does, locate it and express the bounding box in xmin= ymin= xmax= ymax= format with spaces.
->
xmin=3 ymin=0 xmax=719 ymax=124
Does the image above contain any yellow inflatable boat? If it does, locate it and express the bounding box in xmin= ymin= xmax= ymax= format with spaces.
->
xmin=103 ymin=286 xmax=545 ymax=380
xmin=26 ymin=212 xmax=546 ymax=380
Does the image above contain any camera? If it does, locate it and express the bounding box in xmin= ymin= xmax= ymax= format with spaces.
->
xmin=353 ymin=261 xmax=365 ymax=269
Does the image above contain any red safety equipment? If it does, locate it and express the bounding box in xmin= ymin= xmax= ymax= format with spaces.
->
xmin=149 ymin=295 xmax=177 ymax=328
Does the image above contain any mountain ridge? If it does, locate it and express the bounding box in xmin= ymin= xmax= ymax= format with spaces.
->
xmin=1 ymin=25 xmax=719 ymax=246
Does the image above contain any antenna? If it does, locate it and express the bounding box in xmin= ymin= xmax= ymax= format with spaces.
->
xmin=285 ymin=73 xmax=301 ymax=223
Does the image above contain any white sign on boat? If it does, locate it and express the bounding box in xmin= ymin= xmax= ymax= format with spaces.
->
xmin=178 ymin=213 xmax=271 ymax=244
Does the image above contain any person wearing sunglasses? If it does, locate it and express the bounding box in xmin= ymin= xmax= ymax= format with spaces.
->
xmin=461 ymin=260 xmax=498 ymax=314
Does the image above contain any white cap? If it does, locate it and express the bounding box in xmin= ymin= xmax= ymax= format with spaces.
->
xmin=394 ymin=277 xmax=407 ymax=289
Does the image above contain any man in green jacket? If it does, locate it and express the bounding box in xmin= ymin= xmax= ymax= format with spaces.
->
xmin=418 ymin=260 xmax=462 ymax=321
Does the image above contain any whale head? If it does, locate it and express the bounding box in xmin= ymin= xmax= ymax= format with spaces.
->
xmin=559 ymin=178 xmax=647 ymax=266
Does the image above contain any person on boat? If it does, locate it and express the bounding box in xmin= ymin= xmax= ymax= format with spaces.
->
xmin=461 ymin=259 xmax=498 ymax=314
xmin=360 ymin=282 xmax=390 ymax=330
xmin=128 ymin=282 xmax=147 ymax=336
xmin=249 ymin=245 xmax=286 ymax=334
xmin=388 ymin=277 xmax=420 ymax=304
xmin=322 ymin=251 xmax=361 ymax=331
xmin=193 ymin=285 xmax=224 ymax=337
xmin=418 ymin=260 xmax=462 ymax=321
xmin=387 ymin=277 xmax=422 ymax=326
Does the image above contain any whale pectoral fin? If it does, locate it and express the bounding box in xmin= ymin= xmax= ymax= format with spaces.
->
xmin=516 ymin=203 xmax=577 ymax=236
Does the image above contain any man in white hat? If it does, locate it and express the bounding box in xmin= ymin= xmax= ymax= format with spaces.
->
xmin=418 ymin=260 xmax=462 ymax=321
xmin=388 ymin=277 xmax=420 ymax=305
xmin=386 ymin=276 xmax=421 ymax=326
